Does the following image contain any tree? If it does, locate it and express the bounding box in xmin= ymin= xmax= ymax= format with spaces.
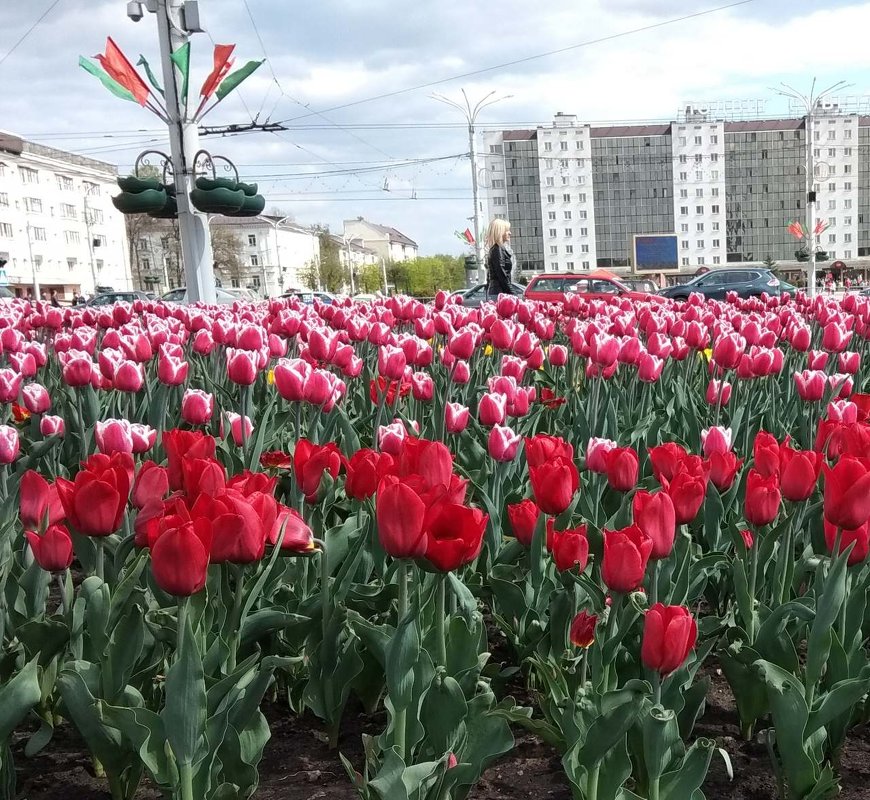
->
xmin=763 ymin=256 xmax=777 ymax=269
xmin=299 ymin=226 xmax=346 ymax=292
xmin=211 ymin=227 xmax=244 ymax=288
xmin=387 ymin=255 xmax=464 ymax=296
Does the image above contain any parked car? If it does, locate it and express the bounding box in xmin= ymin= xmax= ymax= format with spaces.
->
xmin=160 ymin=287 xmax=238 ymax=305
xmin=658 ymin=268 xmax=782 ymax=301
xmin=86 ymin=290 xmax=151 ymax=306
xmin=221 ymin=287 xmax=261 ymax=302
xmin=0 ymin=287 xmax=14 ymax=299
xmin=524 ymin=272 xmax=659 ymax=303
xmin=622 ymin=278 xmax=659 ymax=293
xmin=279 ymin=290 xmax=336 ymax=305
xmin=453 ymin=282 xmax=526 ymax=308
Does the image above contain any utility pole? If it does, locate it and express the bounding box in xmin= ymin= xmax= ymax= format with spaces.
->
xmin=25 ymin=223 xmax=39 ymax=299
xmin=432 ymin=89 xmax=512 ymax=288
xmin=134 ymin=0 xmax=216 ymax=303
xmin=343 ymin=235 xmax=356 ymax=296
xmin=83 ymin=198 xmax=99 ymax=293
xmin=255 ymin=214 xmax=292 ymax=293
xmin=774 ymin=80 xmax=850 ymax=299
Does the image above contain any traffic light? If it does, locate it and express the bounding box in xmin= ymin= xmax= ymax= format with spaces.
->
xmin=111 ymin=175 xmax=168 ymax=215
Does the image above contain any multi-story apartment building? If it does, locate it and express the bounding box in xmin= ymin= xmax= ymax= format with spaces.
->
xmin=0 ymin=132 xmax=132 ymax=298
xmin=481 ymin=109 xmax=870 ymax=278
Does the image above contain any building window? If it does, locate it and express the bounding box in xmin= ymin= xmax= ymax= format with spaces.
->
xmin=697 ymin=240 xmax=705 ymax=248
xmin=32 ymin=255 xmax=42 ymax=272
xmin=581 ymin=244 xmax=589 ymax=253
xmin=710 ymin=153 xmax=719 ymax=162
xmin=694 ymin=154 xmax=702 ymax=164
xmin=494 ymin=196 xmax=506 ymax=205
xmin=711 ymin=170 xmax=719 ymax=181
xmin=575 ymin=140 xmax=584 ymax=150
xmin=679 ymin=172 xmax=687 ymax=181
xmin=549 ymin=245 xmax=558 ymax=255
xmin=713 ymin=256 xmax=721 ymax=264
xmin=561 ymin=176 xmax=569 ymax=186
xmin=844 ymin=250 xmax=852 ymax=258
xmin=559 ymin=159 xmax=568 ymax=169
xmin=64 ymin=230 xmax=80 ymax=245
xmin=24 ymin=198 xmax=42 ymax=213
xmin=93 ymin=234 xmax=107 ymax=246
xmin=829 ymin=217 xmax=836 ymax=227
xmin=696 ymin=223 xmax=704 ymax=232
xmin=679 ymin=136 xmax=687 ymax=146
xmin=250 ymin=254 xmax=259 ymax=266
xmin=844 ymin=216 xmax=852 ymax=226
xmin=579 ymin=210 xmax=587 ymax=219
xmin=680 ymin=206 xmax=688 ymax=215
xmin=549 ymin=228 xmax=557 ymax=237
xmin=712 ymin=222 xmax=720 ymax=231
xmin=844 ymin=182 xmax=852 ymax=190
xmin=844 ymin=233 xmax=852 ymax=243
xmin=828 ymin=182 xmax=836 ymax=192
xmin=828 ymin=234 xmax=836 ymax=244
xmin=711 ymin=187 xmax=719 ymax=197
xmin=695 ymin=205 xmax=704 ymax=214
xmin=547 ymin=211 xmax=556 ymax=220
xmin=491 ymin=179 xmax=504 ymax=189
xmin=844 ymin=199 xmax=852 ymax=209
xmin=60 ymin=203 xmax=77 ymax=219
xmin=88 ymin=208 xmax=103 ymax=224
xmin=489 ymin=144 xmax=502 ymax=154
xmin=682 ymin=257 xmax=690 ymax=266
xmin=680 ymin=189 xmax=688 ymax=198
xmin=680 ymin=223 xmax=689 ymax=233
xmin=0 ymin=223 xmax=12 ymax=238
xmin=710 ymin=135 xmax=718 ymax=144
xmin=828 ymin=200 xmax=836 ymax=210
xmin=550 ymin=261 xmax=558 ymax=270
xmin=694 ymin=136 xmax=702 ymax=145
xmin=681 ymin=240 xmax=689 ymax=250
xmin=247 ymin=234 xmax=257 ymax=246
xmin=95 ymin=259 xmax=104 ymax=271
xmin=695 ymin=171 xmax=703 ymax=181
xmin=828 ymin=130 xmax=836 ymax=140
xmin=0 ymin=193 xmax=7 ymax=207
xmin=57 ymin=175 xmax=74 ymax=191
xmin=83 ymin=181 xmax=100 ymax=196
xmin=0 ymin=164 xmax=5 ymax=178
xmin=560 ymin=141 xmax=568 ymax=151
xmin=566 ymin=261 xmax=574 ymax=269
xmin=32 ymin=226 xmax=46 ymax=241
xmin=679 ymin=155 xmax=687 ymax=164
xmin=696 ymin=188 xmax=703 ymax=198
xmin=580 ymin=227 xmax=588 ymax=236
xmin=712 ymin=239 xmax=720 ymax=248
xmin=845 ymin=129 xmax=853 ymax=139
xmin=578 ymin=193 xmax=586 ymax=202
xmin=545 ymin=177 xmax=554 ymax=187
xmin=844 ymin=164 xmax=852 ymax=175
xmin=711 ymin=204 xmax=720 ymax=214
xmin=564 ymin=228 xmax=572 ymax=237
xmin=577 ymin=173 xmax=585 ymax=182
xmin=698 ymin=256 xmax=705 ymax=264
xmin=563 ymin=211 xmax=572 ymax=220
xmin=563 ymin=193 xmax=571 ymax=202
xmin=19 ymin=167 xmax=38 ymax=184
xmin=565 ymin=245 xmax=573 ymax=254
xmin=67 ymin=258 xmax=77 ymax=271
xmin=547 ymin=194 xmax=555 ymax=203
xmin=544 ymin=142 xmax=552 ymax=152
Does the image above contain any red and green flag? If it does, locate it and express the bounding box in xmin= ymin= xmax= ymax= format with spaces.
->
xmin=214 ymin=59 xmax=264 ymax=100
xmin=79 ymin=56 xmax=137 ymax=103
xmin=169 ymin=42 xmax=191 ymax=107
xmin=199 ymin=44 xmax=235 ymax=100
xmin=94 ymin=37 xmax=150 ymax=106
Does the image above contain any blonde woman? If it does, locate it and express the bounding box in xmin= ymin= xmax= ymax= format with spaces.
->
xmin=485 ymin=218 xmax=514 ymax=297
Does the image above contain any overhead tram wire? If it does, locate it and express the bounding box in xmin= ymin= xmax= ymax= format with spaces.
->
xmin=274 ymin=0 xmax=756 ymax=124
xmin=0 ymin=0 xmax=64 ymax=68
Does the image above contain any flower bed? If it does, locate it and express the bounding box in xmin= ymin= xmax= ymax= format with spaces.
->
xmin=0 ymin=287 xmax=868 ymax=800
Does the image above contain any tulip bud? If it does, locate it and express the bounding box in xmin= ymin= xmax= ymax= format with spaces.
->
xmin=548 ymin=344 xmax=568 ymax=367
xmin=488 ymin=424 xmax=521 ymax=462
xmin=585 ymin=437 xmax=616 ymax=473
xmin=95 ymin=419 xmax=134 ymax=455
xmin=744 ymin=468 xmax=781 ymax=527
xmin=641 ymin=603 xmax=697 ymax=676
xmin=114 ymin=360 xmax=144 ymax=393
xmin=181 ymin=388 xmax=214 ymax=426
xmin=22 ymin=383 xmax=50 ymax=414
xmin=445 ymin=402 xmax=470 ymax=434
xmin=701 ymin=426 xmax=732 ymax=457
xmin=40 ymin=415 xmax=65 ymax=437
xmin=569 ymin=610 xmax=598 ymax=648
xmin=602 ymin=524 xmax=652 ymax=593
xmin=507 ymin=499 xmax=539 ymax=547
xmin=130 ymin=423 xmax=157 ymax=454
xmin=26 ymin=524 xmax=74 ymax=572
xmin=604 ymin=446 xmax=639 ymax=492
xmin=223 ymin=413 xmax=254 ymax=447
xmin=478 ymin=392 xmax=507 ymax=426
xmin=705 ymin=380 xmax=732 ymax=406
xmin=226 ymin=348 xmax=259 ymax=386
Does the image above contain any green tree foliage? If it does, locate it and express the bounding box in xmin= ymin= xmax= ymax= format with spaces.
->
xmin=299 ymin=227 xmax=346 ymax=292
xmin=386 ymin=255 xmax=465 ymax=297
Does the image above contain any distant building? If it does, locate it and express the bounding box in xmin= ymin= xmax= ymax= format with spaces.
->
xmin=0 ymin=131 xmax=132 ymax=299
xmin=481 ymin=107 xmax=870 ymax=278
xmin=342 ymin=217 xmax=418 ymax=262
xmin=133 ymin=215 xmax=320 ymax=297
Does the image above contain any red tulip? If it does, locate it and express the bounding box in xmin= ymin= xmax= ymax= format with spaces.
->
xmin=604 ymin=446 xmax=639 ymax=491
xmin=789 ymin=325 xmax=811 ymax=351
xmin=664 ymin=456 xmax=709 ymax=525
xmin=821 ymin=322 xmax=851 ymax=352
xmin=26 ymin=523 xmax=74 ymax=572
xmin=649 ymin=443 xmax=689 ymax=485
xmin=181 ymin=389 xmax=214 ymax=426
xmin=163 ymin=430 xmax=216 ymax=491
xmin=546 ymin=518 xmax=589 ymax=572
xmin=779 ymin=445 xmax=822 ymax=502
xmin=744 ymin=468 xmax=781 ymax=527
xmin=410 ymin=372 xmax=434 ymax=402
xmin=226 ymin=348 xmax=259 ymax=385
xmin=0 ymin=368 xmax=22 ymax=403
xmin=488 ymin=425 xmax=521 ymax=462
xmin=590 ymin=333 xmax=619 ymax=367
xmin=569 ymin=611 xmax=597 ymax=648
xmin=378 ymin=421 xmax=407 ymax=455
xmin=507 ymin=499 xmax=539 ymax=547
xmin=40 ymin=415 xmax=65 ymax=437
xmin=839 ymin=352 xmax=860 ymax=374
xmin=150 ymin=519 xmax=211 ymax=596
xmin=526 ymin=434 xmax=573 ymax=467
xmin=227 ymin=470 xmax=278 ymax=497
xmin=376 ymin=478 xmax=427 ymax=559
xmin=294 ymin=439 xmax=343 ymax=503
xmin=823 ymin=456 xmax=870 ymax=530
xmin=0 ymin=425 xmax=19 ymax=464
xmin=740 ymin=529 xmax=754 ymax=549
xmin=423 ymin=501 xmax=487 ymax=571
xmin=447 ymin=330 xmax=476 ymax=360
xmin=807 ymin=350 xmax=829 ymax=370
xmin=268 ymin=505 xmax=315 ymax=552
xmin=222 ymin=413 xmax=253 ymax=447
xmin=641 ymin=603 xmax=697 ymax=675
xmin=707 ymin=451 xmax=742 ymax=491
xmin=346 ymin=449 xmax=394 ymax=501
xmin=827 ymin=400 xmax=858 ymax=424
xmin=20 ymin=470 xmax=64 ymax=531
xmin=602 ymin=524 xmax=653 ymax=593
xmin=61 ymin=351 xmax=93 ymax=388
xmin=530 ymin=456 xmax=579 ymax=515
xmin=56 ymin=452 xmax=132 ymax=537
xmin=114 ymin=360 xmax=144 ymax=393
xmin=548 ymin=344 xmax=568 ymax=367
xmin=632 ymin=490 xmax=676 ymax=560
xmin=198 ymin=489 xmax=268 ymax=564
xmin=273 ymin=358 xmax=310 ymax=402
xmin=445 ymin=402 xmax=470 ymax=434
xmin=851 ymin=393 xmax=870 ymax=422
xmin=132 ymin=461 xmax=169 ymax=511
xmin=824 ymin=519 xmax=869 ymax=567
xmin=753 ymin=431 xmax=781 ymax=478
xmin=130 ymin=422 xmax=156 ymax=452
xmin=450 ymin=360 xmax=470 ymax=384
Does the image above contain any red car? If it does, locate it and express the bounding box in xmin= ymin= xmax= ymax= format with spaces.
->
xmin=524 ymin=270 xmax=661 ymax=303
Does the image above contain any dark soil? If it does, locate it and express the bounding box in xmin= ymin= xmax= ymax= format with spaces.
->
xmin=12 ymin=666 xmax=870 ymax=799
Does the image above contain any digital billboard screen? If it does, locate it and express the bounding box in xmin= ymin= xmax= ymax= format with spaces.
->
xmin=633 ymin=234 xmax=679 ymax=272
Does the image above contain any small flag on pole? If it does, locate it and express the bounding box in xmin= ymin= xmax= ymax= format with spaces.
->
xmin=463 ymin=228 xmax=475 ymax=245
xmin=787 ymin=220 xmax=806 ymax=240
xmin=814 ymin=219 xmax=829 ymax=236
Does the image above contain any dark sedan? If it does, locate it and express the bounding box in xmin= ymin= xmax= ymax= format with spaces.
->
xmin=658 ymin=268 xmax=782 ymax=301
xmin=453 ymin=283 xmax=526 ymax=308
xmin=86 ymin=291 xmax=151 ymax=306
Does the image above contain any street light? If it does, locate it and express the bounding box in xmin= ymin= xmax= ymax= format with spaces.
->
xmin=255 ymin=214 xmax=293 ymax=293
xmin=432 ymin=89 xmax=512 ymax=287
xmin=773 ymin=79 xmax=851 ymax=299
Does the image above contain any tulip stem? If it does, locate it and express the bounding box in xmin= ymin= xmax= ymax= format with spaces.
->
xmin=436 ymin=573 xmax=447 ymax=669
xmin=226 ymin=564 xmax=246 ymax=674
xmin=394 ymin=559 xmax=409 ymax=760
xmin=240 ymin=384 xmax=251 ymax=463
xmin=747 ymin=536 xmax=758 ymax=641
xmin=94 ymin=540 xmax=104 ymax=582
xmin=75 ymin=390 xmax=87 ymax=463
xmin=649 ymin=560 xmax=659 ymax=606
xmin=316 ymin=540 xmax=330 ymax=644
xmin=56 ymin=571 xmax=69 ymax=617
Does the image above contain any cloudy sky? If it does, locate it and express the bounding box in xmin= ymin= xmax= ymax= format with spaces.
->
xmin=1 ymin=0 xmax=869 ymax=255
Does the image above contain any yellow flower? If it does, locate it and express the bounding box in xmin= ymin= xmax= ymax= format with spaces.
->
xmin=267 ymin=369 xmax=275 ymax=385
xmin=701 ymin=348 xmax=713 ymax=362
xmin=484 ymin=344 xmax=493 ymax=357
